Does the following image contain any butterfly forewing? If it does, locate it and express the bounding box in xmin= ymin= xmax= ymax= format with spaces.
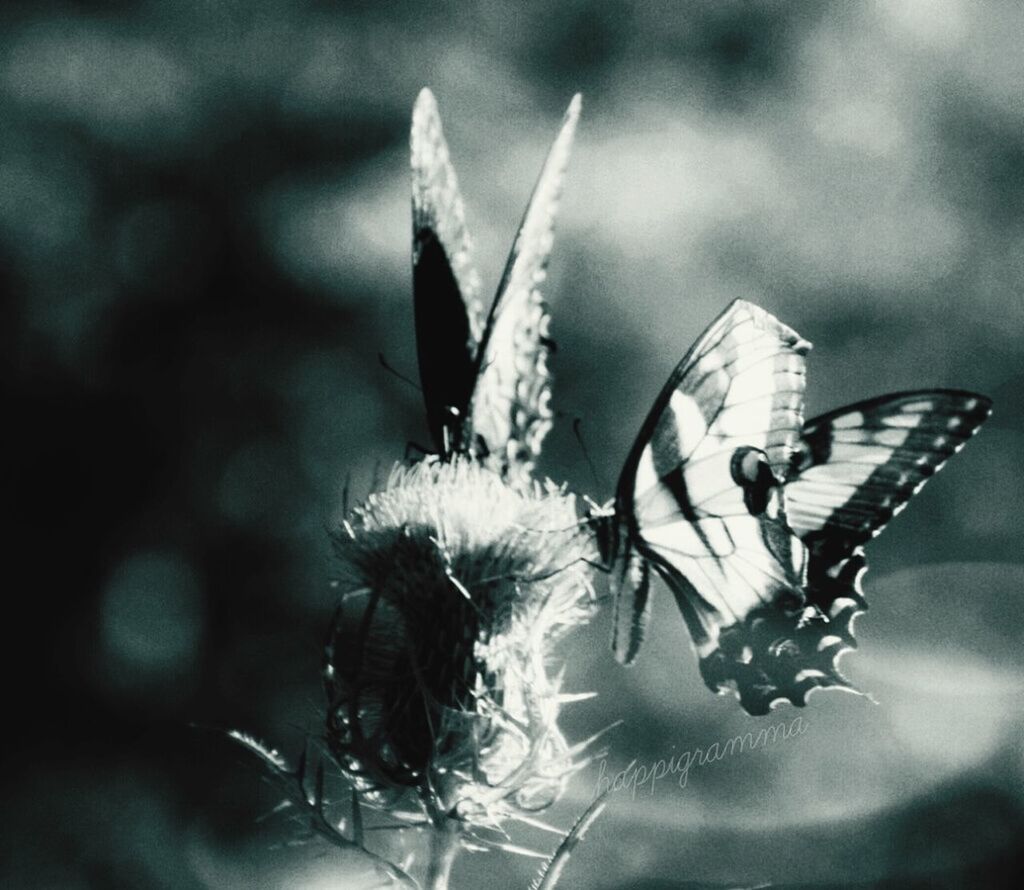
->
xmin=411 ymin=88 xmax=484 ymax=454
xmin=613 ymin=300 xmax=812 ymax=677
xmin=787 ymin=390 xmax=992 ymax=550
xmin=470 ymin=95 xmax=581 ymax=484
xmin=785 ymin=389 xmax=992 ymax=639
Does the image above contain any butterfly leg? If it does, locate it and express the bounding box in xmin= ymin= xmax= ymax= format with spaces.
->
xmin=404 ymin=440 xmax=434 ymax=461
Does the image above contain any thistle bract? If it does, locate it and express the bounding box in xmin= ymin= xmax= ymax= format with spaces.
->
xmin=324 ymin=459 xmax=594 ymax=831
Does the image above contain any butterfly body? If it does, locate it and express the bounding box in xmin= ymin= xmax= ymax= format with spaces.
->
xmin=598 ymin=300 xmax=991 ymax=714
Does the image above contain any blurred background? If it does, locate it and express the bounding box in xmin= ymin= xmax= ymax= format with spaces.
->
xmin=3 ymin=0 xmax=1023 ymax=887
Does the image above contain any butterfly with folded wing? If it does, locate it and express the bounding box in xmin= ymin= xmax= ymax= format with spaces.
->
xmin=320 ymin=92 xmax=596 ymax=810
xmin=411 ymin=87 xmax=580 ymax=487
xmin=592 ymin=299 xmax=991 ymax=715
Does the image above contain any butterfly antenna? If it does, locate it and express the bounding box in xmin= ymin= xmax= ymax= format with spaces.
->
xmin=341 ymin=470 xmax=353 ymax=515
xmin=573 ymin=417 xmax=604 ymax=493
xmin=378 ymin=352 xmax=422 ymax=393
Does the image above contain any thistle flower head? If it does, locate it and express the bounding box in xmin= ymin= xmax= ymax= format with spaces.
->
xmin=324 ymin=458 xmax=595 ymax=833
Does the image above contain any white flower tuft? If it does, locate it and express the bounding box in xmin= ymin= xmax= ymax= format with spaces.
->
xmin=324 ymin=457 xmax=595 ymax=833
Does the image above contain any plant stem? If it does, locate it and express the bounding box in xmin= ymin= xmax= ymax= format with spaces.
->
xmin=425 ymin=824 xmax=459 ymax=890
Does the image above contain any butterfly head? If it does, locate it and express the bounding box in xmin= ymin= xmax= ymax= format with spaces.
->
xmin=582 ymin=496 xmax=621 ymax=570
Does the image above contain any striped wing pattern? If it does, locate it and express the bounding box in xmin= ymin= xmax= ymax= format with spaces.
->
xmin=616 ymin=301 xmax=835 ymax=712
xmin=787 ymin=390 xmax=992 ymax=549
xmin=783 ymin=390 xmax=993 ymax=664
xmin=411 ymin=88 xmax=484 ymax=454
xmin=470 ymin=95 xmax=581 ymax=485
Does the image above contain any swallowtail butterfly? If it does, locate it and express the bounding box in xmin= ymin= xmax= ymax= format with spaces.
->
xmin=593 ymin=299 xmax=991 ymax=714
xmin=411 ymin=88 xmax=580 ymax=485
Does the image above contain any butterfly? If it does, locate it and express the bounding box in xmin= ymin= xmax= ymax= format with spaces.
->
xmin=410 ymin=87 xmax=581 ymax=485
xmin=593 ymin=299 xmax=991 ymax=714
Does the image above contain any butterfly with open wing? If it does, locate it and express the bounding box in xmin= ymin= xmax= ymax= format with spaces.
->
xmin=411 ymin=88 xmax=581 ymax=486
xmin=591 ymin=299 xmax=991 ymax=715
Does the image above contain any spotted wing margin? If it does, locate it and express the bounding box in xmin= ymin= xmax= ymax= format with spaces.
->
xmin=469 ymin=95 xmax=582 ymax=485
xmin=612 ymin=301 xmax=814 ymax=710
xmin=411 ymin=87 xmax=484 ymax=455
xmin=784 ymin=389 xmax=993 ymax=655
